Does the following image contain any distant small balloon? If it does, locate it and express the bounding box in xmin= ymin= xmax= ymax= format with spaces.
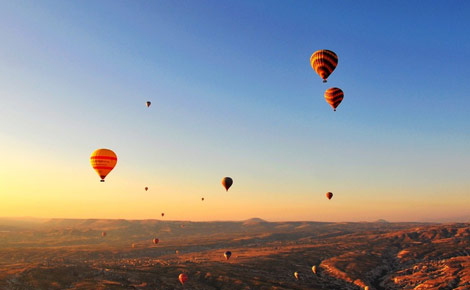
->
xmin=179 ymin=273 xmax=188 ymax=285
xmin=161 ymin=213 xmax=165 ymax=217
xmin=224 ymin=251 xmax=232 ymax=260
xmin=222 ymin=177 xmax=233 ymax=191
xmin=132 ymin=243 xmax=136 ymax=248
xmin=202 ymin=197 xmax=204 ymax=201
xmin=294 ymin=272 xmax=299 ymax=280
xmin=102 ymin=231 xmax=106 ymax=237
xmin=146 ymin=101 xmax=151 ymax=108
xmin=312 ymin=265 xmax=317 ymax=274
xmin=145 ymin=187 xmax=148 ymax=191
xmin=326 ymin=192 xmax=333 ymax=200
xmin=153 ymin=238 xmax=159 ymax=245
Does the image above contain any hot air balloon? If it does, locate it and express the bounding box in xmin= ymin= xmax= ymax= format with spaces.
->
xmin=145 ymin=187 xmax=148 ymax=191
xmin=201 ymin=197 xmax=204 ymax=201
xmin=153 ymin=238 xmax=159 ymax=245
xmin=146 ymin=101 xmax=151 ymax=108
xmin=310 ymin=49 xmax=338 ymax=83
xmin=175 ymin=250 xmax=179 ymax=254
xmin=365 ymin=287 xmax=369 ymax=290
xmin=90 ymin=149 xmax=117 ymax=182
xmin=326 ymin=192 xmax=333 ymax=200
xmin=180 ymin=224 xmax=185 ymax=228
xmin=294 ymin=272 xmax=299 ymax=280
xmin=161 ymin=213 xmax=165 ymax=217
xmin=324 ymin=87 xmax=344 ymax=111
xmin=222 ymin=177 xmax=233 ymax=191
xmin=179 ymin=273 xmax=188 ymax=285
xmin=102 ymin=231 xmax=107 ymax=237
xmin=224 ymin=251 xmax=232 ymax=260
xmin=312 ymin=265 xmax=317 ymax=274
xmin=132 ymin=243 xmax=136 ymax=248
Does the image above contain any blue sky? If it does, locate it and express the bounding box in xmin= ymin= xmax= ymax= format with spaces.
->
xmin=0 ymin=1 xmax=469 ymax=221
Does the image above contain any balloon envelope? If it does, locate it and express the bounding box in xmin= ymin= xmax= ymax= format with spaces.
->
xmin=326 ymin=192 xmax=333 ymax=200
xmin=179 ymin=273 xmax=188 ymax=285
xmin=222 ymin=177 xmax=233 ymax=191
xmin=145 ymin=187 xmax=148 ymax=191
xmin=153 ymin=238 xmax=159 ymax=245
xmin=146 ymin=101 xmax=151 ymax=107
xmin=161 ymin=213 xmax=165 ymax=217
xmin=90 ymin=149 xmax=117 ymax=182
xmin=312 ymin=265 xmax=317 ymax=274
xmin=102 ymin=231 xmax=106 ymax=237
xmin=324 ymin=87 xmax=344 ymax=111
xmin=310 ymin=49 xmax=338 ymax=82
xmin=224 ymin=251 xmax=232 ymax=260
xmin=294 ymin=272 xmax=299 ymax=280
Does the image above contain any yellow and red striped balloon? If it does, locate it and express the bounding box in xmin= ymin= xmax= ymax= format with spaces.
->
xmin=310 ymin=50 xmax=338 ymax=83
xmin=90 ymin=149 xmax=117 ymax=182
xmin=324 ymin=88 xmax=344 ymax=111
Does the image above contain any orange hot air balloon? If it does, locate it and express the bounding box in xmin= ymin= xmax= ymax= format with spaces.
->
xmin=102 ymin=231 xmax=107 ymax=237
xmin=179 ymin=273 xmax=188 ymax=285
xmin=222 ymin=177 xmax=233 ymax=191
xmin=326 ymin=192 xmax=333 ymax=200
xmin=146 ymin=101 xmax=151 ymax=108
xmin=153 ymin=238 xmax=159 ymax=245
xmin=161 ymin=213 xmax=165 ymax=217
xmin=312 ymin=265 xmax=317 ymax=274
xmin=324 ymin=87 xmax=344 ymax=111
xmin=145 ymin=187 xmax=148 ymax=191
xmin=294 ymin=272 xmax=299 ymax=280
xmin=90 ymin=149 xmax=117 ymax=182
xmin=132 ymin=243 xmax=136 ymax=248
xmin=310 ymin=49 xmax=338 ymax=83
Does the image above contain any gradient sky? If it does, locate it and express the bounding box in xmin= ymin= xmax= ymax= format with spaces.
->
xmin=1 ymin=1 xmax=469 ymax=222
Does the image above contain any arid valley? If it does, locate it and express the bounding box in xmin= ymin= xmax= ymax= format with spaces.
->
xmin=1 ymin=218 xmax=469 ymax=289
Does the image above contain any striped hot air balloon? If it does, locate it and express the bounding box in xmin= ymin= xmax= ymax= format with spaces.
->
xmin=310 ymin=49 xmax=338 ymax=83
xmin=90 ymin=149 xmax=117 ymax=182
xmin=324 ymin=88 xmax=344 ymax=111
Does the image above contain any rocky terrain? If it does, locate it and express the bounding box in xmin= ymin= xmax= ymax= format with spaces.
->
xmin=0 ymin=218 xmax=469 ymax=289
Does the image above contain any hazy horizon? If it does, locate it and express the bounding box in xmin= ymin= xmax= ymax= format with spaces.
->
xmin=2 ymin=215 xmax=470 ymax=224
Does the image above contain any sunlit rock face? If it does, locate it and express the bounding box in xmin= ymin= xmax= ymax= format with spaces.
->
xmin=1 ymin=218 xmax=469 ymax=289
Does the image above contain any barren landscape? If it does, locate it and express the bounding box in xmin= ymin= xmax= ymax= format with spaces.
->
xmin=1 ymin=218 xmax=469 ymax=289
